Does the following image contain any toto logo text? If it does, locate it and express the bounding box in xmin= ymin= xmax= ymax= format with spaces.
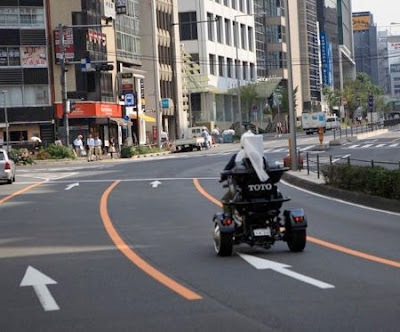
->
xmin=248 ymin=183 xmax=273 ymax=192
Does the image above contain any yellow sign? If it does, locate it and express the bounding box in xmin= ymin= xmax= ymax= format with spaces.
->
xmin=353 ymin=16 xmax=371 ymax=32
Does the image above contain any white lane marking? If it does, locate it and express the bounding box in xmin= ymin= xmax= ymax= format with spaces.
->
xmin=239 ymin=254 xmax=334 ymax=289
xmin=20 ymin=266 xmax=60 ymax=312
xmin=272 ymin=148 xmax=287 ymax=153
xmin=332 ymin=154 xmax=351 ymax=163
xmin=150 ymin=180 xmax=162 ymax=188
xmin=389 ymin=143 xmax=399 ymax=148
xmin=375 ymin=144 xmax=386 ymax=148
xmin=65 ymin=183 xmax=79 ymax=191
xmin=361 ymin=144 xmax=373 ymax=148
xmin=348 ymin=145 xmax=359 ymax=149
xmin=281 ymin=180 xmax=400 ymax=217
xmin=299 ymin=145 xmax=316 ymax=151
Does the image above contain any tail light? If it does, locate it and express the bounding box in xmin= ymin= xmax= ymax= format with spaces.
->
xmin=293 ymin=216 xmax=305 ymax=223
xmin=222 ymin=218 xmax=233 ymax=226
xmin=5 ymin=161 xmax=11 ymax=170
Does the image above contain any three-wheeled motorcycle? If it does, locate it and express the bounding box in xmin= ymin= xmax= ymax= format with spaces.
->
xmin=213 ymin=159 xmax=307 ymax=256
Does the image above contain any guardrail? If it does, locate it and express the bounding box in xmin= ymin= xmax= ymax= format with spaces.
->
xmin=332 ymin=122 xmax=385 ymax=140
xmin=303 ymin=152 xmax=400 ymax=179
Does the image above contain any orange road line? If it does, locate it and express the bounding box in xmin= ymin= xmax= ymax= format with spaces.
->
xmin=0 ymin=182 xmax=43 ymax=206
xmin=100 ymin=181 xmax=202 ymax=301
xmin=193 ymin=178 xmax=400 ymax=269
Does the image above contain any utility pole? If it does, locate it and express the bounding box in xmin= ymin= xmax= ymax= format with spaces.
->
xmin=58 ymin=24 xmax=69 ymax=146
xmin=1 ymin=90 xmax=9 ymax=151
xmin=284 ymin=0 xmax=298 ymax=171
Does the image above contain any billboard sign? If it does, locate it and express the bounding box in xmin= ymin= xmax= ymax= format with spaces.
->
xmin=54 ymin=28 xmax=74 ymax=61
xmin=352 ymin=15 xmax=371 ymax=32
xmin=21 ymin=46 xmax=47 ymax=66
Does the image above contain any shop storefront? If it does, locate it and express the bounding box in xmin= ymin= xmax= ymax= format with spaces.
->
xmin=56 ymin=102 xmax=130 ymax=150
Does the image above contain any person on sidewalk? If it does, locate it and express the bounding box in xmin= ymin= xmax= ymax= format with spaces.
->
xmin=87 ymin=134 xmax=95 ymax=162
xmin=109 ymin=137 xmax=117 ymax=159
xmin=73 ymin=135 xmax=84 ymax=157
xmin=94 ymin=135 xmax=102 ymax=160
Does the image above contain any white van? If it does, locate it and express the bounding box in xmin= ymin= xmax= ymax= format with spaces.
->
xmin=326 ymin=115 xmax=340 ymax=130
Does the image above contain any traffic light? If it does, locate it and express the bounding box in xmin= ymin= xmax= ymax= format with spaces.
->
xmin=368 ymin=95 xmax=374 ymax=111
xmin=95 ymin=64 xmax=114 ymax=72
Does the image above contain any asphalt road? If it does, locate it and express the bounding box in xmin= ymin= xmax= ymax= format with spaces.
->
xmin=0 ymin=134 xmax=400 ymax=331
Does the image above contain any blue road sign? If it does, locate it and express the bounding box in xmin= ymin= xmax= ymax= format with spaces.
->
xmin=125 ymin=93 xmax=135 ymax=107
xmin=124 ymin=115 xmax=130 ymax=121
xmin=161 ymin=98 xmax=170 ymax=109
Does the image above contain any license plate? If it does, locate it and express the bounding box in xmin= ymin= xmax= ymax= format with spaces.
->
xmin=253 ymin=228 xmax=271 ymax=236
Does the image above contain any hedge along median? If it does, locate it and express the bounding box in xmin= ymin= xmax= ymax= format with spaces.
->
xmin=321 ymin=164 xmax=400 ymax=201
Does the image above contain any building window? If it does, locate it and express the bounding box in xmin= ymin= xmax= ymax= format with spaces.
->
xmin=207 ymin=13 xmax=214 ymax=41
xmin=233 ymin=21 xmax=238 ymax=47
xmin=218 ymin=56 xmax=224 ymax=76
xmin=266 ymin=25 xmax=285 ymax=43
xmin=227 ymin=58 xmax=232 ymax=77
xmin=216 ymin=16 xmax=222 ymax=43
xmin=225 ymin=19 xmax=231 ymax=45
xmin=0 ymin=86 xmax=23 ymax=107
xmin=246 ymin=0 xmax=251 ymax=14
xmin=241 ymin=24 xmax=246 ymax=49
xmin=0 ymin=8 xmax=19 ymax=26
xmin=10 ymin=131 xmax=28 ymax=142
xmin=232 ymin=0 xmax=237 ymax=10
xmin=19 ymin=7 xmax=45 ymax=27
xmin=243 ymin=61 xmax=248 ymax=80
xmin=235 ymin=60 xmax=240 ymax=79
xmin=248 ymin=27 xmax=254 ymax=51
xmin=179 ymin=12 xmax=198 ymax=41
xmin=267 ymin=51 xmax=287 ymax=69
xmin=0 ymin=47 xmax=21 ymax=66
xmin=209 ymin=54 xmax=216 ymax=75
xmin=23 ymin=85 xmax=49 ymax=105
xmin=239 ymin=0 xmax=244 ymax=12
xmin=250 ymin=63 xmax=255 ymax=80
xmin=224 ymin=0 xmax=229 ymax=6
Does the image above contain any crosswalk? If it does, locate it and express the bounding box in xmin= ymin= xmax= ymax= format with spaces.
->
xmin=345 ymin=143 xmax=399 ymax=149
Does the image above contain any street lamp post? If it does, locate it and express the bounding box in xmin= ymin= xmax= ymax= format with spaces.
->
xmin=1 ymin=90 xmax=9 ymax=151
xmin=284 ymin=0 xmax=298 ymax=171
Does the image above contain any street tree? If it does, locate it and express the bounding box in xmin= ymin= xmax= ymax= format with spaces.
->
xmin=241 ymin=84 xmax=259 ymax=121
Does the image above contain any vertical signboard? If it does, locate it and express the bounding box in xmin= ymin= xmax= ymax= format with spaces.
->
xmin=54 ymin=28 xmax=74 ymax=61
xmin=320 ymin=32 xmax=333 ymax=87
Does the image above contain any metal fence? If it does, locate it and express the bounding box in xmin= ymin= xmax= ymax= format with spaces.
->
xmin=303 ymin=152 xmax=400 ymax=179
xmin=332 ymin=122 xmax=385 ymax=140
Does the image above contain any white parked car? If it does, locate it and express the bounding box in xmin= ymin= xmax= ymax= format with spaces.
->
xmin=0 ymin=149 xmax=16 ymax=184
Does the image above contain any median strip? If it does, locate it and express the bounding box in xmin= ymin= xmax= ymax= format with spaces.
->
xmin=100 ymin=181 xmax=202 ymax=301
xmin=192 ymin=178 xmax=400 ymax=269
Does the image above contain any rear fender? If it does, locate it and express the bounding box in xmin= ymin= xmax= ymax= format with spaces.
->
xmin=284 ymin=208 xmax=307 ymax=230
xmin=213 ymin=213 xmax=236 ymax=233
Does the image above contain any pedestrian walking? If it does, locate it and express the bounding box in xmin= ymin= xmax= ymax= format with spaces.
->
xmin=87 ymin=134 xmax=95 ymax=162
xmin=73 ymin=135 xmax=84 ymax=157
xmin=94 ymin=135 xmax=102 ymax=160
xmin=201 ymin=128 xmax=211 ymax=149
xmin=276 ymin=121 xmax=282 ymax=137
xmin=109 ymin=137 xmax=117 ymax=159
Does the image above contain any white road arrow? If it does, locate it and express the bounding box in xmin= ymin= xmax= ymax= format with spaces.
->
xmin=20 ymin=266 xmax=60 ymax=311
xmin=239 ymin=254 xmax=335 ymax=289
xmin=150 ymin=180 xmax=162 ymax=188
xmin=65 ymin=183 xmax=79 ymax=191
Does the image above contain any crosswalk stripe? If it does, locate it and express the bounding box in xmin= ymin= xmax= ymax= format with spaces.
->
xmin=348 ymin=145 xmax=359 ymax=149
xmin=300 ymin=145 xmax=315 ymax=151
xmin=271 ymin=148 xmax=287 ymax=152
xmin=361 ymin=144 xmax=373 ymax=148
xmin=375 ymin=144 xmax=386 ymax=148
xmin=389 ymin=143 xmax=399 ymax=148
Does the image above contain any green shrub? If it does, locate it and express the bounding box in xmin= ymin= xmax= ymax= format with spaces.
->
xmin=322 ymin=164 xmax=400 ymax=200
xmin=120 ymin=146 xmax=136 ymax=158
xmin=9 ymin=148 xmax=35 ymax=165
xmin=45 ymin=144 xmax=75 ymax=159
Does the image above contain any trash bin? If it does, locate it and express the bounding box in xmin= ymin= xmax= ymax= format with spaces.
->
xmin=223 ymin=133 xmax=233 ymax=143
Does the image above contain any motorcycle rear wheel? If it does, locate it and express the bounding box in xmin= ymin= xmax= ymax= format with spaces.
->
xmin=287 ymin=229 xmax=306 ymax=252
xmin=213 ymin=224 xmax=233 ymax=256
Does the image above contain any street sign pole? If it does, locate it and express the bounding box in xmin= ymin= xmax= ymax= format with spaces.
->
xmin=59 ymin=24 xmax=69 ymax=147
xmin=1 ymin=90 xmax=9 ymax=151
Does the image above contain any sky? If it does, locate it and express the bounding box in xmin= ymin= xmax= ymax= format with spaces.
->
xmin=352 ymin=0 xmax=400 ymax=32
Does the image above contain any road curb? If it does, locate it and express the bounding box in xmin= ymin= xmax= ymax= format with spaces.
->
xmin=129 ymin=151 xmax=171 ymax=159
xmin=283 ymin=172 xmax=400 ymax=214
